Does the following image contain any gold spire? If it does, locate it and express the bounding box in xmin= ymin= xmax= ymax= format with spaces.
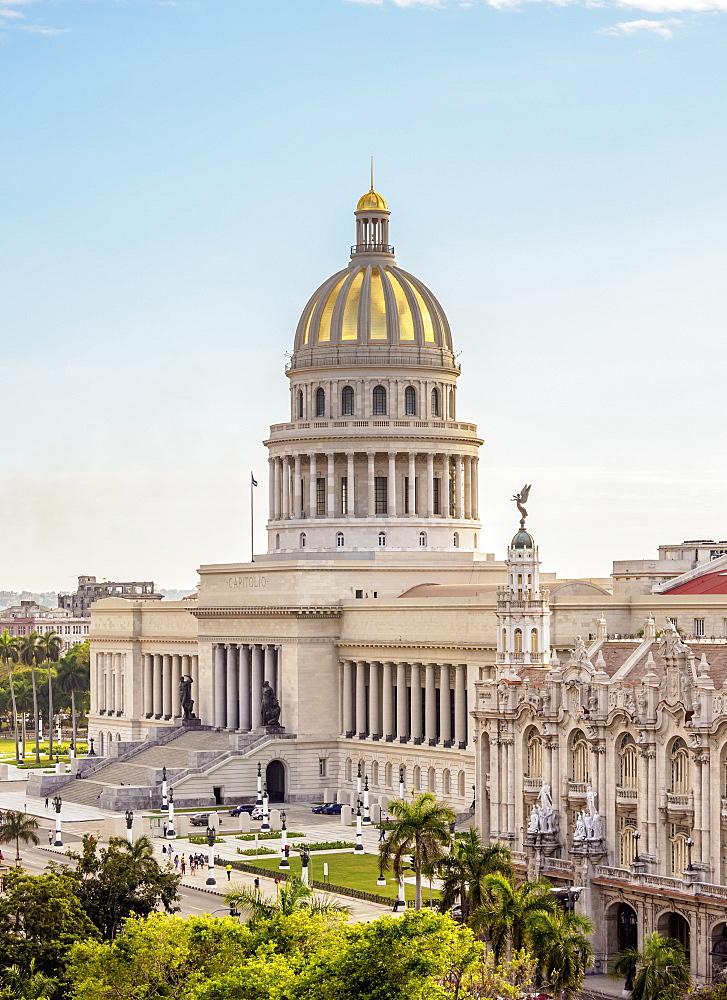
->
xmin=356 ymin=157 xmax=388 ymax=211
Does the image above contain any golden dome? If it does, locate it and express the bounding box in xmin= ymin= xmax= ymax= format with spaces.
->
xmin=356 ymin=187 xmax=388 ymax=212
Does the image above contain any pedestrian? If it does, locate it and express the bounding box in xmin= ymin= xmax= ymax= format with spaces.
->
xmin=181 ymin=860 xmax=186 ymax=875
xmin=163 ymin=823 xmax=167 ymax=837
xmin=226 ymin=864 xmax=232 ymax=881
xmin=48 ymin=831 xmax=53 ymax=846
xmin=44 ymin=797 xmax=48 ymax=809
xmin=174 ymin=855 xmax=179 ymax=869
xmin=162 ymin=844 xmax=166 ymax=856
xmin=254 ymin=877 xmax=260 ymax=890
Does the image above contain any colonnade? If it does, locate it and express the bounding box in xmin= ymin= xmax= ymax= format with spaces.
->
xmin=210 ymin=642 xmax=280 ymax=731
xmin=340 ymin=660 xmax=468 ymax=748
xmin=96 ymin=651 xmax=127 ymax=716
xmin=140 ymin=652 xmax=199 ymax=720
xmin=269 ymin=452 xmax=479 ymax=521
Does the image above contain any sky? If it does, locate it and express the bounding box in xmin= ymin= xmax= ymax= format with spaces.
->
xmin=2 ymin=0 xmax=726 ymax=592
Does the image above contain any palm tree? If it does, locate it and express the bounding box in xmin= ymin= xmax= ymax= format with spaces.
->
xmin=36 ymin=631 xmax=62 ymax=760
xmin=17 ymin=632 xmax=41 ymax=764
xmin=3 ymin=958 xmax=57 ymax=999
xmin=472 ymin=873 xmax=557 ymax=961
xmin=613 ymin=932 xmax=691 ymax=1000
xmin=437 ymin=828 xmax=513 ymax=923
xmin=56 ymin=648 xmax=88 ymax=753
xmin=224 ymin=874 xmax=349 ymax=926
xmin=528 ymin=908 xmax=594 ymax=999
xmin=379 ymin=791 xmax=456 ymax=910
xmin=0 ymin=811 xmax=40 ymax=863
xmin=0 ymin=631 xmax=21 ymax=764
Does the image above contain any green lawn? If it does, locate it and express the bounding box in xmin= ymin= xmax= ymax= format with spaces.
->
xmin=247 ymin=854 xmax=440 ymax=905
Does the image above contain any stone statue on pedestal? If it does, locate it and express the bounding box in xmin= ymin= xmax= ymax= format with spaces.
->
xmin=179 ymin=675 xmax=194 ymax=720
xmin=261 ymin=681 xmax=282 ymax=727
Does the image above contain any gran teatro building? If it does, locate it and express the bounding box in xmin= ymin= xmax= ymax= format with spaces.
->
xmin=83 ymin=180 xmax=727 ymax=981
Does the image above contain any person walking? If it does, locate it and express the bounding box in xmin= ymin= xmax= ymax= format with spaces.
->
xmin=254 ymin=877 xmax=260 ymax=890
xmin=44 ymin=797 xmax=49 ymax=809
xmin=181 ymin=858 xmax=186 ymax=875
xmin=48 ymin=830 xmax=53 ymax=846
xmin=226 ymin=864 xmax=232 ymax=881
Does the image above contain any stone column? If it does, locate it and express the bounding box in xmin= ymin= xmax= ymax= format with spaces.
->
xmin=191 ymin=655 xmax=199 ymax=705
xmin=701 ymin=752 xmax=710 ymax=865
xmin=455 ymin=664 xmax=467 ymax=747
xmin=382 ymin=662 xmax=394 ymax=741
xmin=342 ymin=660 xmax=354 ymax=736
xmin=264 ymin=644 xmax=276 ymax=690
xmin=143 ymin=653 xmax=153 ymax=717
xmin=268 ymin=458 xmax=275 ymax=522
xmin=369 ymin=660 xmax=381 ymax=738
xmin=454 ymin=456 xmax=463 ymax=519
xmin=441 ymin=456 xmax=450 ymax=517
xmin=408 ymin=454 xmax=416 ymax=515
xmin=162 ymin=654 xmax=172 ymax=719
xmin=464 ymin=456 xmax=472 ymax=519
xmin=327 ymin=453 xmax=336 ymax=517
xmin=426 ymin=454 xmax=434 ymax=516
xmin=489 ymin=736 xmax=500 ymax=836
xmin=425 ymin=663 xmax=437 ymax=745
xmin=396 ymin=662 xmax=408 ymax=742
xmin=388 ymin=453 xmax=396 ymax=516
xmin=225 ymin=645 xmax=239 ymax=731
xmin=347 ymin=452 xmax=355 ymax=516
xmin=251 ymin=645 xmax=264 ymax=727
xmin=356 ymin=661 xmax=367 ymax=738
xmin=214 ymin=644 xmax=226 ymax=729
xmin=439 ymin=664 xmax=451 ymax=746
xmin=171 ymin=654 xmax=183 ymax=717
xmin=238 ymin=645 xmax=251 ymax=730
xmin=281 ymin=457 xmax=290 ymax=519
xmin=115 ymin=653 xmax=123 ymax=714
xmin=153 ymin=654 xmax=163 ymax=718
xmin=506 ymin=739 xmax=515 ymax=832
xmin=273 ymin=457 xmax=281 ymax=521
xmin=308 ymin=454 xmax=317 ymax=517
xmin=106 ymin=654 xmax=114 ymax=713
xmin=95 ymin=653 xmax=104 ymax=714
xmin=472 ymin=457 xmax=479 ymax=519
xmin=294 ymin=455 xmax=302 ymax=518
xmin=410 ymin=663 xmax=422 ymax=743
xmin=367 ymin=453 xmax=375 ymax=515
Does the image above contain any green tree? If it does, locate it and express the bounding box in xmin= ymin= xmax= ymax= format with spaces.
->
xmin=379 ymin=792 xmax=455 ymax=910
xmin=437 ymin=828 xmax=513 ymax=923
xmin=0 ymin=631 xmax=21 ymax=763
xmin=1 ymin=958 xmax=57 ymax=1000
xmin=56 ymin=643 xmax=89 ymax=752
xmin=0 ymin=811 xmax=40 ymax=862
xmin=0 ymin=870 xmax=98 ymax=980
xmin=527 ymin=908 xmax=594 ymax=999
xmin=472 ymin=874 xmax=557 ymax=961
xmin=36 ymin=631 xmax=62 ymax=760
xmin=17 ymin=633 xmax=42 ymax=764
xmin=225 ymin=874 xmax=349 ymax=927
xmin=613 ymin=932 xmax=691 ymax=1000
xmin=64 ymin=834 xmax=181 ymax=939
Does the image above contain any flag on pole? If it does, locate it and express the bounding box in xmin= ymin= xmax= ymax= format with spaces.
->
xmin=251 ymin=472 xmax=258 ymax=487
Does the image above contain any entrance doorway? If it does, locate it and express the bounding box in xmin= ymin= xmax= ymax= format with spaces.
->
xmin=213 ymin=786 xmax=223 ymax=805
xmin=658 ymin=911 xmax=690 ymax=961
xmin=617 ymin=903 xmax=638 ymax=953
xmin=266 ymin=760 xmax=285 ymax=802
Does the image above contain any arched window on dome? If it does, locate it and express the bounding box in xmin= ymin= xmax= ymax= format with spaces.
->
xmin=404 ymin=386 xmax=417 ymax=415
xmin=372 ymin=385 xmax=387 ymax=415
xmin=448 ymin=388 xmax=455 ymax=419
xmin=419 ymin=531 xmax=427 ymax=547
xmin=299 ymin=532 xmax=306 ymax=549
xmin=315 ymin=387 xmax=326 ymax=417
xmin=297 ymin=390 xmax=304 ymax=419
xmin=378 ymin=531 xmax=387 ymax=547
xmin=453 ymin=532 xmax=459 ymax=548
xmin=431 ymin=387 xmax=440 ymax=417
xmin=336 ymin=532 xmax=344 ymax=548
xmin=341 ymin=386 xmax=354 ymax=416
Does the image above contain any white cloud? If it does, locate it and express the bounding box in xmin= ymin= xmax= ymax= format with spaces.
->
xmin=19 ymin=23 xmax=69 ymax=33
xmin=599 ymin=15 xmax=683 ymax=33
xmin=0 ymin=8 xmax=26 ymax=17
xmin=346 ymin=0 xmax=446 ymax=6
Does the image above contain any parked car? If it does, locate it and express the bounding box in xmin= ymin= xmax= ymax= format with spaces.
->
xmin=311 ymin=803 xmax=333 ymax=814
xmin=322 ymin=803 xmax=343 ymax=815
xmin=228 ymin=804 xmax=256 ymax=816
xmin=250 ymin=806 xmax=264 ymax=820
xmin=189 ymin=813 xmax=210 ymax=827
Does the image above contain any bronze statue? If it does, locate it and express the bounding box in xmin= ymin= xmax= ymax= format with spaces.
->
xmin=179 ymin=675 xmax=194 ymax=720
xmin=261 ymin=680 xmax=281 ymax=727
xmin=512 ymin=484 xmax=531 ymax=523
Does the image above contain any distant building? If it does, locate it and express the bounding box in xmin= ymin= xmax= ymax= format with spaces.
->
xmin=613 ymin=539 xmax=727 ymax=596
xmin=58 ymin=576 xmax=162 ymax=617
xmin=0 ymin=601 xmax=89 ymax=651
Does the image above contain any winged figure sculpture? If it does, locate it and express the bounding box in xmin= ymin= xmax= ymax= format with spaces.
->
xmin=512 ymin=484 xmax=531 ymax=521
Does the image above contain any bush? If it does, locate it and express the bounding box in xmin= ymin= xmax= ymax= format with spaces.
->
xmin=290 ymin=841 xmax=354 ymax=852
xmin=235 ymin=831 xmax=305 ymax=842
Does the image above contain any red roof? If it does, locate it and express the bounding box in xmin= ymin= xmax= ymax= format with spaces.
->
xmin=664 ymin=571 xmax=727 ymax=595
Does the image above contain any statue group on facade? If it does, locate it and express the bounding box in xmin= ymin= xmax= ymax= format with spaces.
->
xmin=527 ymin=782 xmax=559 ymax=836
xmin=572 ymin=782 xmax=604 ymax=843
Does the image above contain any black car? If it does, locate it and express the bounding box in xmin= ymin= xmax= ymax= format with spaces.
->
xmin=322 ymin=803 xmax=343 ymax=815
xmin=311 ymin=803 xmax=331 ymax=814
xmin=229 ymin=804 xmax=256 ymax=817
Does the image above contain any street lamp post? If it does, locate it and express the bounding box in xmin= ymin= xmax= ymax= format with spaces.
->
xmin=299 ymin=847 xmax=310 ymax=886
xmin=206 ymin=825 xmax=216 ymax=886
xmin=686 ymin=837 xmax=694 ymax=871
xmin=362 ymin=775 xmax=371 ymax=825
xmin=261 ymin=783 xmax=270 ymax=832
xmin=399 ymin=765 xmax=405 ymax=800
xmin=256 ymin=762 xmax=263 ymax=807
xmin=52 ymin=795 xmax=63 ymax=847
xmin=632 ymin=830 xmax=641 ymax=863
xmin=125 ymin=810 xmax=134 ymax=843
xmin=161 ymin=766 xmax=168 ymax=808
xmin=354 ymin=803 xmax=364 ymax=853
xmin=88 ymin=737 xmax=96 ymax=756
xmin=279 ymin=810 xmax=289 ymax=869
xmin=357 ymin=761 xmax=362 ymax=797
xmin=167 ymin=788 xmax=176 ymax=839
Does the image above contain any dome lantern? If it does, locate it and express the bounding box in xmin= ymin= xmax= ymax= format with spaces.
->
xmin=352 ymin=160 xmax=393 ymax=258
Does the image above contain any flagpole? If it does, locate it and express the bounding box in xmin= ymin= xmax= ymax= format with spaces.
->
xmin=250 ymin=477 xmax=255 ymax=564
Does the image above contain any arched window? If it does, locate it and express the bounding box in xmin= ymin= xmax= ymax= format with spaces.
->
xmin=458 ymin=770 xmax=466 ymax=798
xmin=419 ymin=532 xmax=427 ymax=547
xmin=372 ymin=385 xmax=387 ymax=415
xmin=385 ymin=762 xmax=392 ymax=787
xmin=404 ymin=386 xmax=417 ymax=415
xmin=341 ymin=385 xmax=354 ymax=415
xmin=517 ymin=574 xmax=523 ymax=585
xmin=378 ymin=532 xmax=386 ymax=547
xmin=514 ymin=628 xmax=523 ymax=653
xmin=297 ymin=390 xmax=304 ymax=419
xmin=526 ymin=728 xmax=543 ymax=779
xmin=372 ymin=761 xmax=379 ymax=785
xmin=501 ymin=628 xmax=507 ymax=650
xmin=443 ymin=769 xmax=451 ymax=796
xmin=619 ymin=819 xmax=638 ymax=867
xmin=531 ymin=628 xmax=538 ymax=654
xmin=453 ymin=532 xmax=459 ymax=548
xmin=670 ymin=738 xmax=689 ymax=793
xmin=474 ymin=532 xmax=478 ymax=548
xmin=431 ymin=387 xmax=440 ymax=416
xmin=336 ymin=532 xmax=344 ymax=548
xmin=275 ymin=533 xmax=280 ymax=549
xmin=345 ymin=758 xmax=352 ymax=782
xmin=670 ymin=829 xmax=689 ymax=875
xmin=571 ymin=730 xmax=590 ymax=783
xmin=315 ymin=387 xmax=326 ymax=417
xmin=428 ymin=767 xmax=436 ymax=792
xmin=448 ymin=388 xmax=455 ymax=419
xmin=619 ymin=734 xmax=638 ymax=789
xmin=413 ymin=765 xmax=421 ymax=790
xmin=299 ymin=532 xmax=306 ymax=549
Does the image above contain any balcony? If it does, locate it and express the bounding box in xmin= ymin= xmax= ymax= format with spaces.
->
xmin=665 ymin=791 xmax=693 ymax=813
xmin=568 ymin=781 xmax=588 ymax=799
xmin=594 ymin=866 xmax=727 ymax=900
xmin=351 ymin=243 xmax=394 ymax=255
xmin=523 ymin=777 xmax=543 ymax=794
xmin=616 ymin=786 xmax=638 ymax=805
